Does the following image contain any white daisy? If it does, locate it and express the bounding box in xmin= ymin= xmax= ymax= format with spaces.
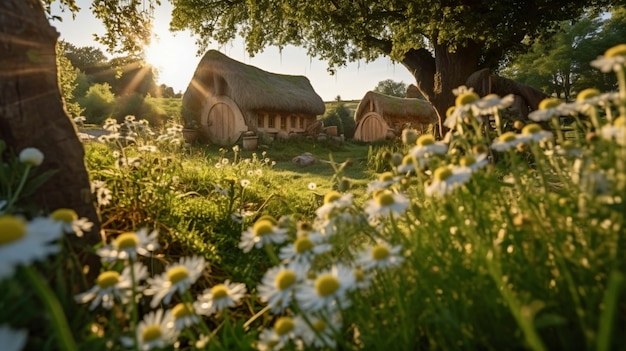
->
xmin=121 ymin=309 xmax=178 ymax=351
xmin=521 ymin=123 xmax=553 ymax=143
xmin=307 ymin=182 xmax=317 ymax=190
xmin=367 ymin=172 xmax=401 ymax=193
xmin=0 ymin=215 xmax=62 ymax=280
xmin=459 ymin=153 xmax=488 ymax=172
xmin=472 ymin=93 xmax=515 ymax=115
xmin=315 ymin=191 xmax=354 ymax=220
xmin=590 ymin=44 xmax=626 ymax=72
xmin=408 ymin=134 xmax=448 ymax=159
xmin=238 ymin=216 xmax=288 ymax=253
xmin=295 ymin=311 xmax=341 ymax=349
xmin=352 ymin=266 xmax=373 ymax=290
xmin=363 ymin=189 xmax=410 ymax=220
xmin=401 ymin=128 xmax=420 ymax=145
xmin=145 ymin=256 xmax=206 ymax=308
xmin=257 ymin=262 xmax=308 ymax=314
xmin=396 ymin=154 xmax=428 ymax=174
xmin=425 ymin=165 xmax=472 ymax=198
xmin=600 ymin=116 xmax=626 ymax=146
xmin=490 ymin=131 xmax=532 ymax=152
xmin=296 ymin=264 xmax=356 ymax=312
xmin=0 ymin=325 xmax=27 ymax=351
xmin=528 ymin=98 xmax=569 ymax=122
xmin=270 ymin=316 xmax=298 ymax=347
xmin=91 ymin=180 xmax=112 ymax=206
xmin=279 ymin=231 xmax=331 ymax=265
xmin=49 ymin=208 xmax=93 ymax=237
xmin=194 ymin=280 xmax=247 ymax=316
xmin=241 ymin=179 xmax=251 ymax=188
xmin=256 ymin=327 xmax=284 ymax=351
xmin=74 ymin=262 xmax=147 ymax=310
xmin=356 ymin=240 xmax=404 ymax=271
xmin=171 ymin=302 xmax=200 ymax=331
xmin=97 ymin=228 xmax=159 ymax=262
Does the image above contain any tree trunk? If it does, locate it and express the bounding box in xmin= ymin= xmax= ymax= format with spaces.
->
xmin=0 ymin=0 xmax=101 ymax=244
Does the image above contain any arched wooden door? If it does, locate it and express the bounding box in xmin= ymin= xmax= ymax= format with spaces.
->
xmin=201 ymin=96 xmax=247 ymax=145
xmin=354 ymin=112 xmax=388 ymax=142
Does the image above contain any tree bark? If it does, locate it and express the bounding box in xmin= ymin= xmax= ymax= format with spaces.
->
xmin=0 ymin=0 xmax=101 ymax=244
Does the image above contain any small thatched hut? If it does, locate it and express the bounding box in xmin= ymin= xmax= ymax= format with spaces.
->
xmin=353 ymin=91 xmax=437 ymax=142
xmin=182 ymin=50 xmax=325 ymax=145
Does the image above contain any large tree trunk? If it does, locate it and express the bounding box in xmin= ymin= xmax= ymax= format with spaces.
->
xmin=0 ymin=0 xmax=101 ymax=244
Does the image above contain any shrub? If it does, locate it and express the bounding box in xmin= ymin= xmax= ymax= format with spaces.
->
xmin=321 ymin=103 xmax=356 ymax=138
xmin=78 ymin=83 xmax=115 ymax=124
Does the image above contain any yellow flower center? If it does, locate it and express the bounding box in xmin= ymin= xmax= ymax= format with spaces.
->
xmin=96 ymin=271 xmax=120 ymax=289
xmin=312 ymin=320 xmax=327 ymax=332
xmin=353 ymin=268 xmax=365 ymax=282
xmin=614 ymin=116 xmax=626 ymax=127
xmin=256 ymin=215 xmax=277 ymax=226
xmin=211 ymin=284 xmax=229 ymax=300
xmin=166 ymin=266 xmax=189 ymax=284
xmin=114 ymin=232 xmax=139 ymax=250
xmin=401 ymin=155 xmax=415 ymax=166
xmin=605 ymin=44 xmax=626 ymax=58
xmin=297 ymin=221 xmax=312 ymax=232
xmin=253 ymin=220 xmax=274 ymax=237
xmin=375 ymin=190 xmax=395 ymax=207
xmin=315 ymin=274 xmax=340 ymax=297
xmin=51 ymin=208 xmax=78 ymax=224
xmin=323 ymin=191 xmax=342 ymax=204
xmin=499 ymin=131 xmax=518 ymax=143
xmin=294 ymin=236 xmax=314 ymax=254
xmin=522 ymin=123 xmax=542 ymax=135
xmin=416 ymin=134 xmax=435 ymax=146
xmin=577 ymin=88 xmax=600 ymax=101
xmin=455 ymin=92 xmax=479 ymax=106
xmin=372 ymin=244 xmax=390 ymax=260
xmin=172 ymin=303 xmax=194 ymax=320
xmin=141 ymin=325 xmax=162 ymax=343
xmin=433 ymin=167 xmax=453 ymax=182
xmin=460 ymin=155 xmax=476 ymax=167
xmin=275 ymin=270 xmax=297 ymax=290
xmin=274 ymin=317 xmax=295 ymax=336
xmin=0 ymin=215 xmax=26 ymax=246
xmin=379 ymin=172 xmax=394 ymax=182
xmin=538 ymin=98 xmax=561 ymax=110
xmin=446 ymin=106 xmax=456 ymax=117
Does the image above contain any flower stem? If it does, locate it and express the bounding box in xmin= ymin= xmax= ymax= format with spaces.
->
xmin=5 ymin=164 xmax=32 ymax=211
xmin=23 ymin=266 xmax=77 ymax=351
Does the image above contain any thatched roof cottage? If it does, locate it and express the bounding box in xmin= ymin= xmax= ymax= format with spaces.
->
xmin=182 ymin=50 xmax=325 ymax=145
xmin=353 ymin=91 xmax=438 ymax=142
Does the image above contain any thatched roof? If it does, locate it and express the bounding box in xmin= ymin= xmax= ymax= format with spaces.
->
xmin=183 ymin=50 xmax=325 ymax=120
xmin=355 ymin=91 xmax=437 ymax=124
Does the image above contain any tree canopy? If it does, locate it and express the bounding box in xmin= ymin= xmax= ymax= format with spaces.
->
xmin=373 ymin=79 xmax=408 ymax=98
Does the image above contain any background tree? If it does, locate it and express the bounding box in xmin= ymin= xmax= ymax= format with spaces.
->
xmin=56 ymin=41 xmax=84 ymax=117
xmin=373 ymin=79 xmax=408 ymax=98
xmin=169 ymin=0 xmax=623 ymax=134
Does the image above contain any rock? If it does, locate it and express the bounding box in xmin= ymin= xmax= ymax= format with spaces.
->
xmin=292 ymin=152 xmax=317 ymax=167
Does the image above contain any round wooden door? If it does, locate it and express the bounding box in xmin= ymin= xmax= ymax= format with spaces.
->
xmin=355 ymin=112 xmax=388 ymax=142
xmin=205 ymin=101 xmax=246 ymax=145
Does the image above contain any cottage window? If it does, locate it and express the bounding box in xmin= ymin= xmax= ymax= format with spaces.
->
xmin=290 ymin=116 xmax=296 ymax=129
xmin=268 ymin=115 xmax=275 ymax=128
xmin=280 ymin=116 xmax=287 ymax=129
xmin=299 ymin=117 xmax=304 ymax=129
xmin=258 ymin=115 xmax=264 ymax=128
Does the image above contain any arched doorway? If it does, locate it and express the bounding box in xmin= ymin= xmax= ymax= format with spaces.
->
xmin=354 ymin=112 xmax=389 ymax=142
xmin=200 ymin=96 xmax=247 ymax=145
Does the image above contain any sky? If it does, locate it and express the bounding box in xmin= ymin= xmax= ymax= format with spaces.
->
xmin=49 ymin=1 xmax=416 ymax=101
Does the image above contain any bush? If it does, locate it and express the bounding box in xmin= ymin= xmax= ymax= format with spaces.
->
xmin=321 ymin=103 xmax=356 ymax=138
xmin=78 ymin=83 xmax=115 ymax=124
xmin=111 ymin=93 xmax=169 ymax=127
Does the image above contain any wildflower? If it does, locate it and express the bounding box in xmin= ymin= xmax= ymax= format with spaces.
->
xmin=279 ymin=231 xmax=331 ymax=265
xmin=408 ymin=134 xmax=448 ymax=158
xmin=221 ymin=158 xmax=229 ymax=165
xmin=307 ymin=182 xmax=317 ymax=190
xmin=367 ymin=171 xmax=400 ymax=193
xmin=352 ymin=267 xmax=372 ymax=290
xmin=528 ymin=98 xmax=569 ymax=122
xmin=295 ymin=311 xmax=341 ymax=349
xmin=121 ymin=309 xmax=178 ymax=351
xmin=521 ymin=123 xmax=553 ymax=143
xmin=0 ymin=215 xmax=62 ymax=280
xmin=473 ymin=93 xmax=515 ymax=115
xmin=171 ymin=303 xmax=200 ymax=331
xmin=425 ymin=165 xmax=472 ymax=197
xmin=272 ymin=316 xmax=298 ymax=345
xmin=73 ymin=116 xmax=86 ymax=124
xmin=0 ymin=325 xmax=27 ymax=351
xmin=239 ymin=216 xmax=288 ymax=253
xmin=256 ymin=328 xmax=283 ymax=351
xmin=145 ymin=256 xmax=206 ymax=308
xmin=314 ymin=190 xmax=354 ymax=219
xmin=363 ymin=189 xmax=410 ymax=220
xmin=91 ymin=180 xmax=113 ymax=206
xmin=18 ymin=147 xmax=44 ymax=166
xmin=214 ymin=184 xmax=228 ymax=196
xmin=257 ymin=262 xmax=307 ymax=313
xmin=490 ymin=131 xmax=531 ymax=152
xmin=600 ymin=116 xmax=626 ymax=146
xmin=74 ymin=262 xmax=147 ymax=310
xmin=356 ymin=240 xmax=404 ymax=271
xmin=50 ymin=208 xmax=93 ymax=237
xmin=103 ymin=118 xmax=120 ymax=132
xmin=459 ymin=153 xmax=488 ymax=172
xmin=591 ymin=44 xmax=626 ymax=73
xmin=241 ymin=179 xmax=251 ymax=188
xmin=97 ymin=228 xmax=159 ymax=262
xmin=296 ymin=264 xmax=355 ymax=312
xmin=195 ymin=280 xmax=247 ymax=315
xmin=396 ymin=154 xmax=425 ymax=174
xmin=401 ymin=128 xmax=419 ymax=145
xmin=138 ymin=145 xmax=158 ymax=152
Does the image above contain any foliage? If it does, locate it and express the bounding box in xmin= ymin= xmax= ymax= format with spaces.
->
xmin=501 ymin=8 xmax=626 ymax=99
xmin=55 ymin=41 xmax=84 ymax=117
xmin=373 ymin=79 xmax=407 ymax=98
xmin=62 ymin=42 xmax=109 ymax=74
xmin=110 ymin=93 xmax=169 ymax=127
xmin=320 ymin=103 xmax=356 ymax=138
xmin=78 ymin=83 xmax=115 ymax=124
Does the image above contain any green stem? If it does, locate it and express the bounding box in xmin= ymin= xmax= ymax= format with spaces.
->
xmin=596 ymin=271 xmax=624 ymax=351
xmin=617 ymin=66 xmax=626 ymax=118
xmin=23 ymin=266 xmax=76 ymax=351
xmin=128 ymin=259 xmax=140 ymax=351
xmin=5 ymin=164 xmax=32 ymax=211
